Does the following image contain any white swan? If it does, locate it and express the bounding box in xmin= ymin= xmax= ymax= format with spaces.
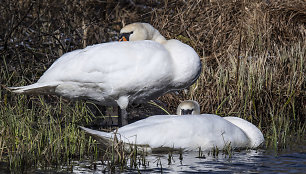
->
xmin=9 ymin=23 xmax=201 ymax=126
xmin=81 ymin=101 xmax=264 ymax=151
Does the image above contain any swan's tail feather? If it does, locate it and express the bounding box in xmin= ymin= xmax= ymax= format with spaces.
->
xmin=80 ymin=126 xmax=153 ymax=152
xmin=8 ymin=83 xmax=58 ymax=95
xmin=223 ymin=117 xmax=264 ymax=148
xmin=80 ymin=126 xmax=112 ymax=138
xmin=80 ymin=126 xmax=114 ymax=147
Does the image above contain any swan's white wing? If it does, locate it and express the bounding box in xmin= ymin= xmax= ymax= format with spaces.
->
xmin=116 ymin=115 xmax=190 ymax=147
xmin=22 ymin=41 xmax=174 ymax=103
xmin=39 ymin=41 xmax=172 ymax=84
xmin=223 ymin=117 xmax=264 ymax=148
xmin=163 ymin=39 xmax=201 ymax=87
xmin=116 ymin=115 xmax=250 ymax=150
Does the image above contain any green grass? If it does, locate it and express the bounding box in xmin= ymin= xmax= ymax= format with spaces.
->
xmin=0 ymin=0 xmax=305 ymax=172
xmin=0 ymin=65 xmax=100 ymax=170
xmin=0 ymin=93 xmax=98 ymax=171
xmin=0 ymin=70 xmax=150 ymax=172
xmin=1 ymin=24 xmax=305 ymax=174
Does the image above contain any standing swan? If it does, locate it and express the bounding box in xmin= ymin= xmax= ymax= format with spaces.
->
xmin=81 ymin=100 xmax=264 ymax=151
xmin=8 ymin=23 xmax=201 ymax=126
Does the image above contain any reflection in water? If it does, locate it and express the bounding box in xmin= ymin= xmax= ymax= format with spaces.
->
xmin=137 ymin=150 xmax=265 ymax=173
xmin=1 ymin=149 xmax=305 ymax=173
xmin=61 ymin=149 xmax=306 ymax=173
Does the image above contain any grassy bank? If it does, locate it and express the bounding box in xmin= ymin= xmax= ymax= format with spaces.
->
xmin=0 ymin=0 xmax=305 ymax=171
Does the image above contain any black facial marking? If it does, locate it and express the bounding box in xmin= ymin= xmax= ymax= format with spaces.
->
xmin=181 ymin=109 xmax=193 ymax=115
xmin=119 ymin=31 xmax=134 ymax=41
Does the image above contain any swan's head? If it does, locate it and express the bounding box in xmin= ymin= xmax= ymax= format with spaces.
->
xmin=176 ymin=100 xmax=201 ymax=115
xmin=119 ymin=23 xmax=166 ymax=44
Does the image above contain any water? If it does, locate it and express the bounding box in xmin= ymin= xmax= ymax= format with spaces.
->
xmin=1 ymin=146 xmax=305 ymax=173
xmin=51 ymin=147 xmax=306 ymax=173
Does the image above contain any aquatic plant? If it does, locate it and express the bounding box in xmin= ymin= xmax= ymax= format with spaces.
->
xmin=0 ymin=0 xmax=305 ymax=172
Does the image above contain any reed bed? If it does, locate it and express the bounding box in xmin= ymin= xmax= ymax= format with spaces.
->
xmin=0 ymin=0 xmax=305 ymax=171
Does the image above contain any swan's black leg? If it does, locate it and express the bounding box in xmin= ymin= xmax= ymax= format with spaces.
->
xmin=116 ymin=96 xmax=129 ymax=127
xmin=118 ymin=106 xmax=128 ymax=127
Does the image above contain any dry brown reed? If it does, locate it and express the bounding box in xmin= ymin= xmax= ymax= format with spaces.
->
xmin=154 ymin=0 xmax=305 ymax=148
xmin=0 ymin=0 xmax=305 ymax=170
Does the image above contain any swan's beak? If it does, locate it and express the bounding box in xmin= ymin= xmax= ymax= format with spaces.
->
xmin=119 ymin=32 xmax=132 ymax=42
xmin=119 ymin=36 xmax=128 ymax=42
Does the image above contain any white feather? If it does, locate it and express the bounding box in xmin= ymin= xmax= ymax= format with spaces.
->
xmin=9 ymin=23 xmax=201 ymax=110
xmin=81 ymin=114 xmax=264 ymax=151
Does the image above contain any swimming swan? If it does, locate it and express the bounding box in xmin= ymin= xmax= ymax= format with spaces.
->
xmin=8 ymin=23 xmax=201 ymax=126
xmin=80 ymin=100 xmax=264 ymax=151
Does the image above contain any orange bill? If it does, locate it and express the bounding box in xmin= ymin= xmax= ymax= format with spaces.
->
xmin=119 ymin=36 xmax=128 ymax=42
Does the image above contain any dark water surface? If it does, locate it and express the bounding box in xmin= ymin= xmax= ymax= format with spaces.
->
xmin=1 ymin=146 xmax=305 ymax=173
xmin=75 ymin=149 xmax=306 ymax=174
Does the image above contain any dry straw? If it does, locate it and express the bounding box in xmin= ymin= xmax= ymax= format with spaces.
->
xmin=0 ymin=0 xmax=305 ymax=171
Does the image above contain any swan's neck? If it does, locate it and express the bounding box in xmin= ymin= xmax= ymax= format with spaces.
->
xmin=142 ymin=23 xmax=167 ymax=44
xmin=151 ymin=33 xmax=167 ymax=44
